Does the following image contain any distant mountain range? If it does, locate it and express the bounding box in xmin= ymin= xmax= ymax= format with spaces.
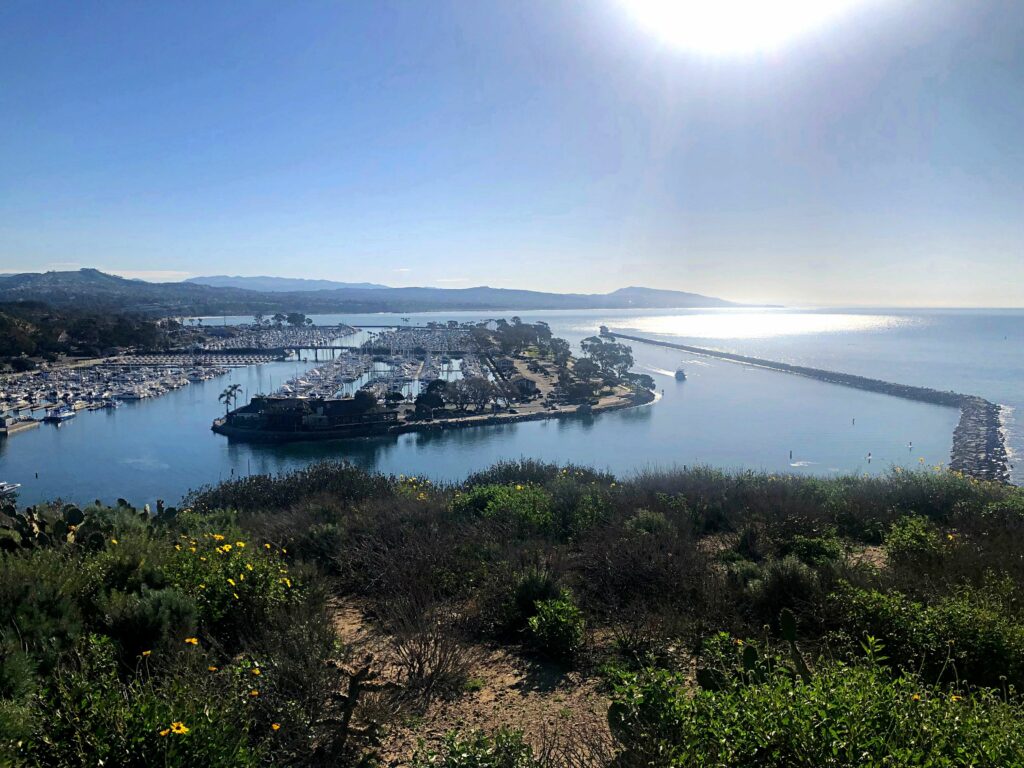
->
xmin=0 ymin=269 xmax=742 ymax=314
xmin=186 ymin=275 xmax=389 ymax=292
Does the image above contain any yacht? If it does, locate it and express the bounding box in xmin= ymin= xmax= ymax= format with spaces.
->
xmin=675 ymin=367 xmax=687 ymax=381
xmin=43 ymin=405 xmax=76 ymax=422
xmin=0 ymin=481 xmax=20 ymax=498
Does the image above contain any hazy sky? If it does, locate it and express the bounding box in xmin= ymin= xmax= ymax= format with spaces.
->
xmin=2 ymin=1 xmax=1022 ymax=306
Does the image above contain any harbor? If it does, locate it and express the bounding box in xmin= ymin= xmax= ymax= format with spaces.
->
xmin=602 ymin=328 xmax=1011 ymax=482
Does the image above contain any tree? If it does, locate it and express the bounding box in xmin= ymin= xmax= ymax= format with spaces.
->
xmin=219 ymin=383 xmax=242 ymax=415
xmin=286 ymin=312 xmax=307 ymax=327
xmin=351 ymin=390 xmax=377 ymax=413
xmin=272 ymin=313 xmax=286 ymax=328
xmin=580 ymin=337 xmax=634 ymax=380
xmin=572 ymin=358 xmax=600 ymax=381
xmin=414 ymin=390 xmax=444 ymax=418
xmin=461 ymin=376 xmax=496 ymax=411
xmin=549 ymin=337 xmax=571 ymax=367
xmin=446 ymin=380 xmax=474 ymax=412
xmin=253 ymin=313 xmax=265 ymax=327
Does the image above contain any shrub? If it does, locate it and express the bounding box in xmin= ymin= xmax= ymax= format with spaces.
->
xmin=527 ymin=592 xmax=585 ymax=663
xmin=98 ymin=586 xmax=197 ymax=664
xmin=833 ymin=584 xmax=1024 ymax=689
xmin=452 ymin=484 xmax=554 ymax=534
xmin=884 ymin=516 xmax=943 ymax=564
xmin=784 ymin=533 xmax=843 ymax=566
xmin=412 ymin=728 xmax=540 ymax=768
xmin=624 ymin=509 xmax=673 ymax=538
xmin=482 ymin=569 xmax=561 ymax=640
xmin=608 ymin=660 xmax=1024 ymax=767
xmin=745 ymin=556 xmax=823 ymax=625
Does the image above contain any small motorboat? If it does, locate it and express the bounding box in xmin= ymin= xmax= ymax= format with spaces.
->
xmin=43 ymin=405 xmax=77 ymax=422
xmin=675 ymin=367 xmax=687 ymax=381
xmin=0 ymin=481 xmax=21 ymax=498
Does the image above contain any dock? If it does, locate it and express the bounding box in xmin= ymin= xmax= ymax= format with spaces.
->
xmin=603 ymin=329 xmax=1010 ymax=483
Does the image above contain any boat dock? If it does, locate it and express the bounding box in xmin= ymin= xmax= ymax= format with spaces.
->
xmin=603 ymin=329 xmax=1010 ymax=483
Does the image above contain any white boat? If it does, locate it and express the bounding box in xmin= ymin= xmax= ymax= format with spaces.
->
xmin=0 ymin=481 xmax=20 ymax=498
xmin=43 ymin=405 xmax=76 ymax=422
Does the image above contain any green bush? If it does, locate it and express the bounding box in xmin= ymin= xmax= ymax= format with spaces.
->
xmin=625 ymin=509 xmax=674 ymax=537
xmin=784 ymin=533 xmax=843 ymax=566
xmin=412 ymin=728 xmax=540 ymax=768
xmin=608 ymin=660 xmax=1024 ymax=767
xmin=885 ymin=515 xmax=943 ymax=564
xmin=452 ymin=484 xmax=554 ymax=534
xmin=833 ymin=584 xmax=1024 ymax=689
xmin=526 ymin=591 xmax=585 ymax=662
xmin=745 ymin=555 xmax=824 ymax=625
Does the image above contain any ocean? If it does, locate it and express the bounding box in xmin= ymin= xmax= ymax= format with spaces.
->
xmin=1 ymin=308 xmax=1019 ymax=506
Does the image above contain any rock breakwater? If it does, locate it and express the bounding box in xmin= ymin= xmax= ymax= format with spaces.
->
xmin=605 ymin=331 xmax=1010 ymax=483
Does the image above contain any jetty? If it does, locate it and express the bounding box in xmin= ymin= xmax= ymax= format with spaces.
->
xmin=601 ymin=329 xmax=1010 ymax=483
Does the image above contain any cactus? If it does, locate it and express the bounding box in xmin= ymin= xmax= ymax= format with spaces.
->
xmin=780 ymin=608 xmax=811 ymax=683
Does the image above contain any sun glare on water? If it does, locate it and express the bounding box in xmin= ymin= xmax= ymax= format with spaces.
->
xmin=622 ymin=312 xmax=906 ymax=340
xmin=618 ymin=0 xmax=874 ymax=55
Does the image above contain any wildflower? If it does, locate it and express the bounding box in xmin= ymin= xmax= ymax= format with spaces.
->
xmin=235 ymin=541 xmax=245 ymax=548
xmin=912 ymin=693 xmax=921 ymax=701
xmin=251 ymin=668 xmax=261 ymax=676
xmin=281 ymin=548 xmax=287 ymax=554
xmin=271 ymin=723 xmax=281 ymax=731
xmin=947 ymin=533 xmax=956 ymax=541
xmin=515 ymin=484 xmax=523 ymax=491
xmin=175 ymin=544 xmax=182 ymax=551
xmin=734 ymin=638 xmax=744 ymax=646
xmin=221 ymin=543 xmax=233 ymax=553
xmin=238 ymin=573 xmax=244 ymax=581
xmin=227 ymin=578 xmax=236 ymax=587
xmin=246 ymin=563 xmax=254 ymax=571
xmin=200 ymin=556 xmax=207 ymax=562
xmin=951 ymin=695 xmax=962 ymax=702
xmin=184 ymin=637 xmax=199 ymax=646
xmin=141 ymin=650 xmax=152 ymax=657
xmin=159 ymin=728 xmax=170 ymax=737
xmin=233 ymin=592 xmax=240 ymax=599
xmin=208 ymin=665 xmax=219 ymax=672
xmin=282 ymin=577 xmax=292 ymax=588
xmin=212 ymin=533 xmax=225 ymax=541
xmin=170 ymin=721 xmax=189 ymax=735
xmin=250 ymin=689 xmax=259 ymax=697
xmin=264 ymin=543 xmax=271 ymax=549
xmin=189 ymin=546 xmax=196 ymax=553
xmin=110 ymin=538 xmax=119 ymax=545
xmin=198 ymin=584 xmax=206 ymax=590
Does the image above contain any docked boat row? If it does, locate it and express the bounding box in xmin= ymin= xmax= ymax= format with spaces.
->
xmin=0 ymin=363 xmax=231 ymax=428
xmin=200 ymin=324 xmax=356 ymax=351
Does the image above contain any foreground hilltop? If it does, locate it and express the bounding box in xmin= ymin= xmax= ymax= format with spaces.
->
xmin=0 ymin=269 xmax=739 ymax=315
xmin=2 ymin=461 xmax=1023 ymax=765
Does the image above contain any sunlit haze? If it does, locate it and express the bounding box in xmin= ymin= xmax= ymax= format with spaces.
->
xmin=2 ymin=1 xmax=1023 ymax=306
xmin=618 ymin=0 xmax=874 ymax=55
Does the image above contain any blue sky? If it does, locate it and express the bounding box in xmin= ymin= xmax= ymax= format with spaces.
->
xmin=1 ymin=0 xmax=1022 ymax=306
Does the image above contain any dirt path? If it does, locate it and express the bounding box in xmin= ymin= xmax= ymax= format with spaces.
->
xmin=332 ymin=598 xmax=612 ymax=766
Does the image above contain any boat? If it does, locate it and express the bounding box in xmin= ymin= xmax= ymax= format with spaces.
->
xmin=0 ymin=481 xmax=20 ymax=498
xmin=675 ymin=367 xmax=687 ymax=381
xmin=43 ymin=405 xmax=77 ymax=422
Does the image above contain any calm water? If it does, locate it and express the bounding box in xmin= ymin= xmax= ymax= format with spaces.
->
xmin=2 ymin=308 xmax=1020 ymax=506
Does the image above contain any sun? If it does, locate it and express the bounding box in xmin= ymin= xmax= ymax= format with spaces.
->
xmin=618 ymin=0 xmax=873 ymax=55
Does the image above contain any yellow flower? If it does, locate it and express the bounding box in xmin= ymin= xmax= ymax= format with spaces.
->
xmin=912 ymin=693 xmax=921 ymax=701
xmin=208 ymin=665 xmax=219 ymax=672
xmin=199 ymin=556 xmax=207 ymax=562
xmin=227 ymin=578 xmax=236 ymax=587
xmin=947 ymin=533 xmax=955 ymax=541
xmin=175 ymin=544 xmax=182 ymax=551
xmin=235 ymin=541 xmax=245 ymax=548
xmin=251 ymin=668 xmax=261 ymax=676
xmin=282 ymin=577 xmax=292 ymax=588
xmin=249 ymin=689 xmax=259 ymax=697
xmin=951 ymin=695 xmax=962 ymax=702
xmin=189 ymin=547 xmax=196 ymax=553
xmin=110 ymin=538 xmax=119 ymax=545
xmin=184 ymin=637 xmax=199 ymax=646
xmin=212 ymin=533 xmax=225 ymax=541
xmin=159 ymin=728 xmax=170 ymax=737
xmin=281 ymin=548 xmax=287 ymax=554
xmin=221 ymin=543 xmax=233 ymax=552
xmin=170 ymin=721 xmax=189 ymax=735
xmin=198 ymin=584 xmax=206 ymax=590
xmin=271 ymin=723 xmax=281 ymax=731
xmin=246 ymin=563 xmax=254 ymax=571
xmin=141 ymin=650 xmax=152 ymax=657
xmin=233 ymin=592 xmax=240 ymax=599
xmin=264 ymin=543 xmax=272 ymax=550
xmin=515 ymin=484 xmax=523 ymax=491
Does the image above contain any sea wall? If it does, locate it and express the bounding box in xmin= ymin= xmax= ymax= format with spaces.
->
xmin=606 ymin=331 xmax=1010 ymax=483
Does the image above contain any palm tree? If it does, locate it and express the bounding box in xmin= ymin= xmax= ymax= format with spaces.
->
xmin=219 ymin=383 xmax=242 ymax=415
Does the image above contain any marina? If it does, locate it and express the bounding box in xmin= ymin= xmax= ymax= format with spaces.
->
xmin=0 ymin=309 xmax=1019 ymax=506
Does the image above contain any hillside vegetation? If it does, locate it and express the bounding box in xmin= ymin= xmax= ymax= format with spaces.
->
xmin=2 ymin=463 xmax=1023 ymax=766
